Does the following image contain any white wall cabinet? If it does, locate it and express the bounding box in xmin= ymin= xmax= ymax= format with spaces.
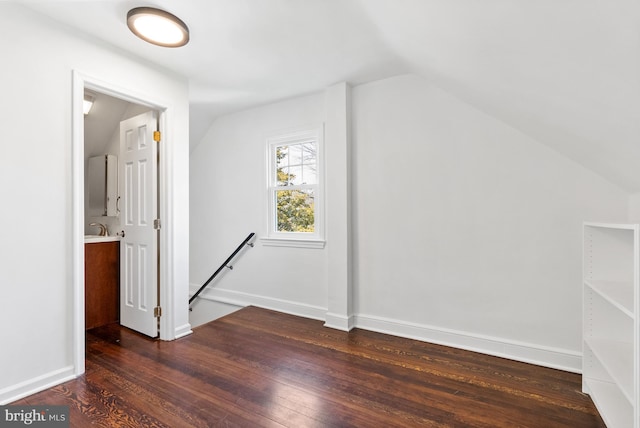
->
xmin=88 ymin=154 xmax=118 ymax=217
xmin=583 ymin=222 xmax=639 ymax=428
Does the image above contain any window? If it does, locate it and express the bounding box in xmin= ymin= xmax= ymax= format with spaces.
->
xmin=264 ymin=128 xmax=324 ymax=248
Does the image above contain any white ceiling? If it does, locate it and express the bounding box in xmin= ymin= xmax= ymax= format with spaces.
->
xmin=84 ymin=91 xmax=131 ymax=159
xmin=84 ymin=91 xmax=152 ymax=162
xmin=19 ymin=0 xmax=640 ymax=191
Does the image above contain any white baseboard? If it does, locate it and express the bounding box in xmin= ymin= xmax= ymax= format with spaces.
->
xmin=0 ymin=366 xmax=76 ymax=405
xmin=324 ymin=312 xmax=355 ymax=331
xmin=174 ymin=323 xmax=193 ymax=339
xmin=189 ymin=284 xmax=327 ymax=322
xmin=354 ymin=313 xmax=582 ymax=373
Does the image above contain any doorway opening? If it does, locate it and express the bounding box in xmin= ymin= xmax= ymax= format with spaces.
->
xmin=84 ymin=91 xmax=160 ymax=336
xmin=72 ymin=71 xmax=171 ymax=376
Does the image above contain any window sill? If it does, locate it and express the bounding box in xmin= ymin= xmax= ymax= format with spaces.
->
xmin=261 ymin=237 xmax=325 ymax=249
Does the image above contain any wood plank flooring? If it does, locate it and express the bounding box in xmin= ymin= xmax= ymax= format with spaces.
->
xmin=13 ymin=306 xmax=604 ymax=427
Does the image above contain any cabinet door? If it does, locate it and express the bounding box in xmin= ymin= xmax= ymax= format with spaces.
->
xmin=88 ymin=155 xmax=106 ymax=216
xmin=85 ymin=242 xmax=119 ymax=330
xmin=88 ymin=155 xmax=119 ymax=217
xmin=106 ymin=154 xmax=118 ymax=216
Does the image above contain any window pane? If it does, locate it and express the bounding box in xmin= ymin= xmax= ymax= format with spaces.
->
xmin=275 ymin=146 xmax=288 ymax=184
xmin=276 ymin=189 xmax=315 ymax=232
xmin=276 ymin=146 xmax=288 ymax=168
xmin=288 ymin=165 xmax=302 ymax=185
xmin=288 ymin=144 xmax=302 ymax=166
xmin=275 ymin=146 xmax=288 ymax=185
xmin=275 ymin=142 xmax=317 ymax=186
xmin=301 ymin=142 xmax=316 ymax=164
xmin=302 ymin=165 xmax=316 ymax=184
xmin=277 ymin=167 xmax=290 ymax=186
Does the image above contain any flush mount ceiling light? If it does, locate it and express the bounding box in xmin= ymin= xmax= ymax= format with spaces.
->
xmin=127 ymin=7 xmax=189 ymax=48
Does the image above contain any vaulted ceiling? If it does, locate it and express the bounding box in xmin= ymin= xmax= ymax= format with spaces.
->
xmin=20 ymin=0 xmax=640 ymax=191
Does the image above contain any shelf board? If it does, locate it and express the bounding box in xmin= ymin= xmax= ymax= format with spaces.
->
xmin=585 ymin=338 xmax=634 ymax=404
xmin=584 ymin=222 xmax=639 ymax=231
xmin=585 ymin=280 xmax=634 ymax=318
xmin=584 ymin=378 xmax=633 ymax=428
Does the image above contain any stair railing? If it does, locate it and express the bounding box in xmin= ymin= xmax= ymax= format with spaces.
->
xmin=189 ymin=232 xmax=255 ymax=306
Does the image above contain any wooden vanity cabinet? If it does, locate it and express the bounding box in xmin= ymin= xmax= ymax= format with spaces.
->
xmin=85 ymin=241 xmax=120 ymax=330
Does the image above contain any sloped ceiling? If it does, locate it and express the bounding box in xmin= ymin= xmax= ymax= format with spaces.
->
xmin=358 ymin=0 xmax=640 ymax=192
xmin=18 ymin=0 xmax=640 ymax=191
xmin=84 ymin=92 xmax=131 ymax=160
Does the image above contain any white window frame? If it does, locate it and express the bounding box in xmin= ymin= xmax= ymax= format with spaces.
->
xmin=262 ymin=127 xmax=325 ymax=248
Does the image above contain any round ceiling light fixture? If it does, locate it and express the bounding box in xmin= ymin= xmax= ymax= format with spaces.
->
xmin=127 ymin=7 xmax=189 ymax=47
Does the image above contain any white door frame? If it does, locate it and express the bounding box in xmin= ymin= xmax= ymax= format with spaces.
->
xmin=71 ymin=70 xmax=175 ymax=376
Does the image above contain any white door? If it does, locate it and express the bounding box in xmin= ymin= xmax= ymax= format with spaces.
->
xmin=119 ymin=111 xmax=159 ymax=337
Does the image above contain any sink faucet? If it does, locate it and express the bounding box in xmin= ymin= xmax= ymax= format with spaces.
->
xmin=89 ymin=222 xmax=107 ymax=236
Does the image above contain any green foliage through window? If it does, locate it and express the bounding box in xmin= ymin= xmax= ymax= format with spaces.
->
xmin=274 ymin=144 xmax=316 ymax=233
xmin=276 ymin=190 xmax=314 ymax=232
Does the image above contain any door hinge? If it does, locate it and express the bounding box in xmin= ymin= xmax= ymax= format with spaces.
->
xmin=154 ymin=219 xmax=161 ymax=230
xmin=153 ymin=131 xmax=161 ymax=142
xmin=154 ymin=306 xmax=162 ymax=318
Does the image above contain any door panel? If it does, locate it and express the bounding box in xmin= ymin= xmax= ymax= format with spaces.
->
xmin=119 ymin=111 xmax=158 ymax=337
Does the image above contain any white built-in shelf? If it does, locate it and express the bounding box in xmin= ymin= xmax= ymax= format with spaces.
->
xmin=583 ymin=222 xmax=638 ymax=428
xmin=584 ymin=338 xmax=634 ymax=403
xmin=584 ymin=378 xmax=633 ymax=428
xmin=584 ymin=221 xmax=639 ymax=230
xmin=584 ymin=280 xmax=634 ymax=318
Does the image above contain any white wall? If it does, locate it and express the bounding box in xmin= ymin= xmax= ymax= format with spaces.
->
xmin=190 ymin=73 xmax=629 ymax=371
xmin=0 ymin=4 xmax=190 ymax=403
xmin=629 ymin=193 xmax=640 ymax=222
xmin=351 ymin=74 xmax=628 ymax=370
xmin=189 ymin=93 xmax=328 ymax=321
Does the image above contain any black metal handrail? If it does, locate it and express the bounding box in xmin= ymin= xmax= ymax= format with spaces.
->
xmin=189 ymin=232 xmax=255 ymax=305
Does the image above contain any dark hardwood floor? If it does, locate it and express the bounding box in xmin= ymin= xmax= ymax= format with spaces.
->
xmin=13 ymin=306 xmax=604 ymax=427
